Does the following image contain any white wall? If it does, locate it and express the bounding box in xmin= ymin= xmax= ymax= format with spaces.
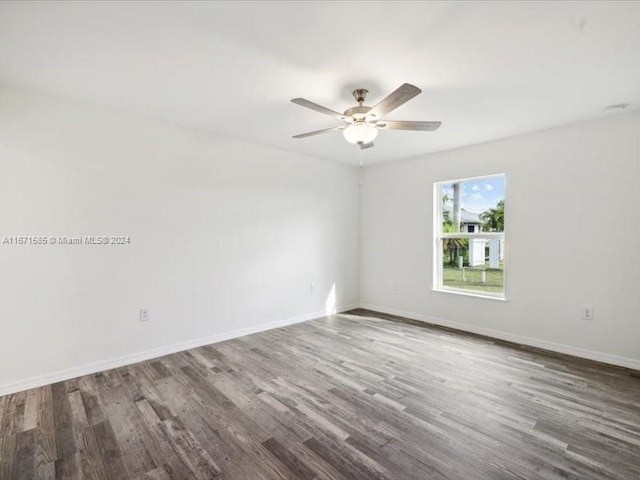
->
xmin=2 ymin=85 xmax=638 ymax=396
xmin=0 ymin=87 xmax=359 ymax=394
xmin=360 ymin=112 xmax=640 ymax=368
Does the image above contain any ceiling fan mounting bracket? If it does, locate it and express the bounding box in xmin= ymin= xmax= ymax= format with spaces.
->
xmin=352 ymin=88 xmax=369 ymax=105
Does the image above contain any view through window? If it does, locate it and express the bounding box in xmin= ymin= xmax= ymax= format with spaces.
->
xmin=434 ymin=174 xmax=505 ymax=297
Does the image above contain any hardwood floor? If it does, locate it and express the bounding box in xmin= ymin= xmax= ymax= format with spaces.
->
xmin=1 ymin=310 xmax=639 ymax=480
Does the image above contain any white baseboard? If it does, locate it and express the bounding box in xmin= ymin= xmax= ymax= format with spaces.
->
xmin=358 ymin=303 xmax=640 ymax=371
xmin=6 ymin=301 xmax=634 ymax=397
xmin=336 ymin=303 xmax=360 ymax=314
xmin=0 ymin=304 xmax=357 ymax=397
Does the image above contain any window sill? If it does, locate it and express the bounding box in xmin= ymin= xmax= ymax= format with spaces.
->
xmin=432 ymin=287 xmax=507 ymax=302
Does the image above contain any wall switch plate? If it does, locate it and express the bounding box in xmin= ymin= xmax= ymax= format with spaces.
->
xmin=139 ymin=308 xmax=150 ymax=322
xmin=583 ymin=306 xmax=594 ymax=321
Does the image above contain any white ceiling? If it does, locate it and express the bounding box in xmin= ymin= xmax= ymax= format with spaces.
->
xmin=0 ymin=1 xmax=639 ymax=165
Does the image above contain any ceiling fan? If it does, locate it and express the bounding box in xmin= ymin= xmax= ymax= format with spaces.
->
xmin=291 ymin=83 xmax=441 ymax=149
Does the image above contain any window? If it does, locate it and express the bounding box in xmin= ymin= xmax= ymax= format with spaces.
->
xmin=434 ymin=174 xmax=505 ymax=299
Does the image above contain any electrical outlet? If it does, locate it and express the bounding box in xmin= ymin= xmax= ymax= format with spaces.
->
xmin=139 ymin=308 xmax=150 ymax=322
xmin=393 ymin=281 xmax=400 ymax=292
xmin=309 ymin=284 xmax=314 ymax=294
xmin=582 ymin=306 xmax=594 ymax=321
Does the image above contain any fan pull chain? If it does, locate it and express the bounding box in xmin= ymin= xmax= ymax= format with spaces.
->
xmin=358 ymin=157 xmax=365 ymax=186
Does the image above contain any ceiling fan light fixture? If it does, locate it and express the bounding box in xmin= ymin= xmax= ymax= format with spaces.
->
xmin=343 ymin=123 xmax=378 ymax=145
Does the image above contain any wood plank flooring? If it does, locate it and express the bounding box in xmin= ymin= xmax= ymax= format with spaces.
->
xmin=1 ymin=309 xmax=640 ymax=480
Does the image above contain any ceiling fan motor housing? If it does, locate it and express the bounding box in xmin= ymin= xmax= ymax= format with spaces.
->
xmin=344 ymin=105 xmax=372 ymax=121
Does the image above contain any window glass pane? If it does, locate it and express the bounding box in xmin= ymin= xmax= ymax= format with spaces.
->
xmin=440 ymin=175 xmax=505 ymax=233
xmin=440 ymin=238 xmax=504 ymax=294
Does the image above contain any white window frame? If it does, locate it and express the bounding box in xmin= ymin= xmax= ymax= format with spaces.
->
xmin=432 ymin=174 xmax=506 ymax=300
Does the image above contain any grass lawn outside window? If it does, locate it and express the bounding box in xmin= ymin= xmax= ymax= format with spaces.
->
xmin=442 ymin=263 xmax=504 ymax=294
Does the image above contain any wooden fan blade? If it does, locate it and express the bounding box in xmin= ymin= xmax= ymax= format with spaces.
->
xmin=292 ymin=126 xmax=344 ymax=139
xmin=367 ymin=83 xmax=421 ymax=119
xmin=377 ymin=120 xmax=441 ymax=131
xmin=291 ymin=98 xmax=346 ymax=120
xmin=359 ymin=141 xmax=374 ymax=150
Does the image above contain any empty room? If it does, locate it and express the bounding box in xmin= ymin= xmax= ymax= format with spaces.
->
xmin=1 ymin=1 xmax=639 ymax=479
